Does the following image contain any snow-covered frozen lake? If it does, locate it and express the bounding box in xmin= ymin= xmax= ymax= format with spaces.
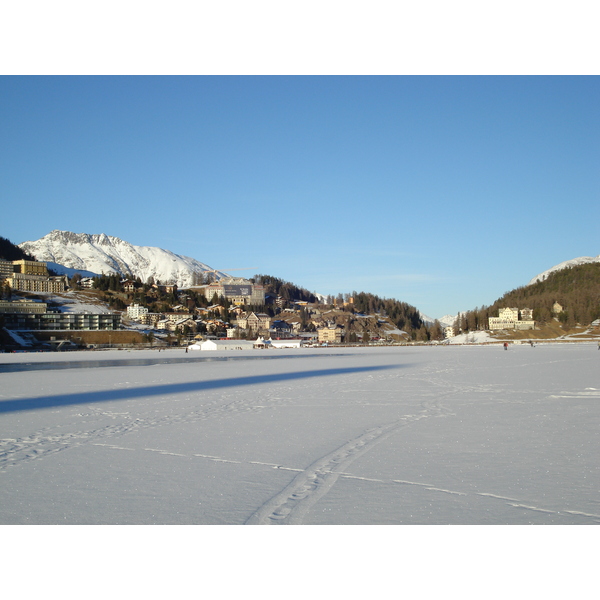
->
xmin=2 ymin=343 xmax=599 ymax=526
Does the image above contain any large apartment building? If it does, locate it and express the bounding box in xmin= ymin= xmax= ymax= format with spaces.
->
xmin=126 ymin=303 xmax=149 ymax=320
xmin=0 ymin=299 xmax=48 ymax=314
xmin=1 ymin=258 xmax=67 ymax=293
xmin=7 ymin=272 xmax=67 ymax=293
xmin=0 ymin=258 xmax=14 ymax=280
xmin=235 ymin=311 xmax=270 ymax=333
xmin=12 ymin=259 xmax=49 ymax=276
xmin=192 ymin=277 xmax=265 ymax=306
xmin=488 ymin=307 xmax=535 ymax=331
xmin=317 ymin=324 xmax=344 ymax=344
xmin=2 ymin=310 xmax=121 ymax=331
xmin=1 ymin=284 xmax=121 ymax=330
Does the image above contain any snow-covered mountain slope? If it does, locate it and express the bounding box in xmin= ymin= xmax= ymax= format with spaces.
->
xmin=419 ymin=313 xmax=436 ymax=325
xmin=437 ymin=314 xmax=458 ymax=327
xmin=19 ymin=230 xmax=224 ymax=288
xmin=528 ymin=255 xmax=600 ymax=285
xmin=420 ymin=313 xmax=456 ymax=327
xmin=46 ymin=262 xmax=99 ymax=279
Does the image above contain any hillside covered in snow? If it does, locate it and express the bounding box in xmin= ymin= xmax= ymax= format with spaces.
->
xmin=19 ymin=230 xmax=224 ymax=288
xmin=528 ymin=255 xmax=600 ymax=285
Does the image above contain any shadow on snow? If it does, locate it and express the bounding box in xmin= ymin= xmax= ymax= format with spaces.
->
xmin=0 ymin=353 xmax=343 ymax=374
xmin=0 ymin=364 xmax=404 ymax=414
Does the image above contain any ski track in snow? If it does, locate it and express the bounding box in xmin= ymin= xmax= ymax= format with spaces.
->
xmin=87 ymin=436 xmax=600 ymax=524
xmin=244 ymin=403 xmax=443 ymax=525
xmin=243 ymin=394 xmax=600 ymax=524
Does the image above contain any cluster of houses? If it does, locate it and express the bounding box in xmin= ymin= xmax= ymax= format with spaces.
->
xmin=120 ymin=275 xmax=350 ymax=344
xmin=125 ymin=301 xmax=345 ymax=345
xmin=0 ymin=262 xmax=348 ymax=345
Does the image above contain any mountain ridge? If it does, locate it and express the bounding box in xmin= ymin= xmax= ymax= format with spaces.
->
xmin=19 ymin=230 xmax=223 ymax=288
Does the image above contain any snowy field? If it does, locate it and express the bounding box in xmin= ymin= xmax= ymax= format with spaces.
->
xmin=2 ymin=344 xmax=598 ymax=595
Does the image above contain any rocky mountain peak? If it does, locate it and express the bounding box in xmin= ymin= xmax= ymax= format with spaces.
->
xmin=19 ymin=231 xmax=223 ymax=288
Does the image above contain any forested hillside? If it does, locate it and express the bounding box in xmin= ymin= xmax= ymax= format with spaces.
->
xmin=349 ymin=291 xmax=425 ymax=333
xmin=456 ymin=263 xmax=600 ymax=332
xmin=0 ymin=236 xmax=35 ymax=261
xmin=253 ymin=274 xmax=317 ymax=303
xmin=251 ymin=278 xmax=428 ymax=339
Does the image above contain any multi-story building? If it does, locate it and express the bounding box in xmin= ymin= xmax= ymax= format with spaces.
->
xmin=520 ymin=308 xmax=533 ymax=321
xmin=153 ymin=283 xmax=177 ymax=295
xmin=236 ymin=312 xmax=270 ymax=333
xmin=12 ymin=259 xmax=48 ymax=276
xmin=2 ymin=311 xmax=121 ymax=331
xmin=122 ymin=280 xmax=138 ymax=293
xmin=0 ymin=299 xmax=48 ymax=314
xmin=499 ymin=307 xmax=519 ymax=321
xmin=157 ymin=316 xmax=196 ymax=333
xmin=317 ymin=324 xmax=344 ymax=344
xmin=270 ymin=320 xmax=293 ymax=338
xmin=7 ymin=273 xmax=67 ymax=293
xmin=126 ymin=303 xmax=149 ymax=320
xmin=0 ymin=258 xmax=14 ymax=280
xmin=163 ymin=312 xmax=190 ymax=323
xmin=0 ymin=300 xmax=121 ymax=331
xmin=488 ymin=307 xmax=535 ymax=331
xmin=192 ymin=277 xmax=265 ymax=306
xmin=138 ymin=312 xmax=162 ymax=328
xmin=79 ymin=278 xmax=95 ymax=289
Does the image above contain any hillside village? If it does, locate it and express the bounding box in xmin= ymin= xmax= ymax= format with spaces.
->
xmin=2 ymin=247 xmax=600 ymax=351
xmin=0 ymin=257 xmax=421 ymax=350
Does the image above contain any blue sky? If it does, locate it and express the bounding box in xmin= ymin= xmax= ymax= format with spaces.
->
xmin=1 ymin=75 xmax=598 ymax=318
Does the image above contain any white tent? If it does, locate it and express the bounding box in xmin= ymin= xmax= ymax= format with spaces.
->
xmin=253 ymin=337 xmax=271 ymax=349
xmin=199 ymin=340 xmax=255 ymax=351
xmin=270 ymin=339 xmax=304 ymax=348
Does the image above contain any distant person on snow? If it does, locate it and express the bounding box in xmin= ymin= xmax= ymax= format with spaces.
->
xmin=504 ymin=342 xmax=508 ymax=351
